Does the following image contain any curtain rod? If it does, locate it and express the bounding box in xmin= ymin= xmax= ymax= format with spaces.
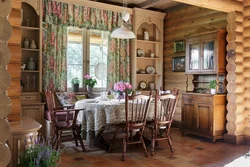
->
xmin=54 ymin=0 xmax=133 ymax=14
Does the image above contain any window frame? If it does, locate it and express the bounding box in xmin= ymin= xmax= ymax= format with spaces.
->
xmin=67 ymin=27 xmax=108 ymax=92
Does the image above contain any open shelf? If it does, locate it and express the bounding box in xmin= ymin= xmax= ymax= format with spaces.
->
xmin=22 ymin=70 xmax=39 ymax=73
xmin=132 ymin=9 xmax=165 ymax=91
xmin=21 ymin=26 xmax=39 ymax=30
xmin=136 ymin=74 xmax=161 ymax=76
xmin=136 ymin=57 xmax=160 ymax=60
xmin=21 ymin=48 xmax=39 ymax=52
xmin=137 ymin=39 xmax=161 ymax=44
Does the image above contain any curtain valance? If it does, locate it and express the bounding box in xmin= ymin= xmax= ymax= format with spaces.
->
xmin=42 ymin=0 xmax=132 ymax=31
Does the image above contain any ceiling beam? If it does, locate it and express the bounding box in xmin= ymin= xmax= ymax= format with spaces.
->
xmin=138 ymin=0 xmax=172 ymax=9
xmin=172 ymin=0 xmax=243 ymax=13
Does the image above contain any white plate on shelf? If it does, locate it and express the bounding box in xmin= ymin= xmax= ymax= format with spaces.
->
xmin=0 ymin=67 xmax=11 ymax=92
xmin=137 ymin=49 xmax=145 ymax=57
xmin=146 ymin=65 xmax=156 ymax=74
xmin=0 ymin=17 xmax=12 ymax=42
xmin=0 ymin=118 xmax=11 ymax=143
xmin=0 ymin=143 xmax=11 ymax=167
xmin=0 ymin=93 xmax=11 ymax=118
xmin=0 ymin=42 xmax=11 ymax=67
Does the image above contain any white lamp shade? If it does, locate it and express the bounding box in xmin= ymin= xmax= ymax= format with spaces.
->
xmin=111 ymin=26 xmax=135 ymax=39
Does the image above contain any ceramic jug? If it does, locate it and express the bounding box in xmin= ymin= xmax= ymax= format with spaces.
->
xmin=30 ymin=40 xmax=37 ymax=49
xmin=24 ymin=38 xmax=29 ymax=49
xmin=26 ymin=57 xmax=36 ymax=70
xmin=144 ymin=31 xmax=149 ymax=40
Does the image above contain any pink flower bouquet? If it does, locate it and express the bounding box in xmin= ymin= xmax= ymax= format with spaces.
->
xmin=113 ymin=81 xmax=132 ymax=99
xmin=114 ymin=81 xmax=132 ymax=93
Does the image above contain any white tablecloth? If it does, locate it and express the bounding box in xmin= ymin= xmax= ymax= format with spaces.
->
xmin=75 ymin=99 xmax=156 ymax=132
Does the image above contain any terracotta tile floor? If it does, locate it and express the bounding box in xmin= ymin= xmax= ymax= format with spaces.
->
xmin=59 ymin=128 xmax=250 ymax=167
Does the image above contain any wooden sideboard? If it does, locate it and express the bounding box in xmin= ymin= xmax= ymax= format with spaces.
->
xmin=181 ymin=92 xmax=226 ymax=142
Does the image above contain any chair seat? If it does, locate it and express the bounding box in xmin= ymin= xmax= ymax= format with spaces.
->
xmin=57 ymin=120 xmax=82 ymax=128
xmin=44 ymin=110 xmax=74 ymax=121
xmin=146 ymin=124 xmax=168 ymax=130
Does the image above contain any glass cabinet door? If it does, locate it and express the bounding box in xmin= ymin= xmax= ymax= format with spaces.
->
xmin=189 ymin=43 xmax=200 ymax=71
xmin=202 ymin=41 xmax=214 ymax=71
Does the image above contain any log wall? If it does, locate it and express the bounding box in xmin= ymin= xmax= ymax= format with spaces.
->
xmin=243 ymin=2 xmax=250 ymax=144
xmin=7 ymin=1 xmax=22 ymax=121
xmin=164 ymin=5 xmax=227 ymax=126
xmin=224 ymin=11 xmax=245 ymax=144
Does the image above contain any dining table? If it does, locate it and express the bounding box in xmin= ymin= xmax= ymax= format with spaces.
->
xmin=75 ymin=98 xmax=157 ymax=147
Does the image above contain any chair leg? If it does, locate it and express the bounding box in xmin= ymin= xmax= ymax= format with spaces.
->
xmin=168 ymin=135 xmax=174 ymax=153
xmin=122 ymin=136 xmax=127 ymax=161
xmin=73 ymin=129 xmax=78 ymax=147
xmin=140 ymin=136 xmax=148 ymax=157
xmin=151 ymin=129 xmax=155 ymax=156
xmin=55 ymin=131 xmax=62 ymax=151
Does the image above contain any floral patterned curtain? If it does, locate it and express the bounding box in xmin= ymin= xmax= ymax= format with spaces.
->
xmin=107 ymin=38 xmax=130 ymax=90
xmin=42 ymin=23 xmax=67 ymax=91
xmin=42 ymin=0 xmax=131 ymax=91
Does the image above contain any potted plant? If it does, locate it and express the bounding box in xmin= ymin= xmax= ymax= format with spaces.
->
xmin=83 ymin=75 xmax=97 ymax=92
xmin=18 ymin=136 xmax=60 ymax=167
xmin=209 ymin=80 xmax=217 ymax=94
xmin=71 ymin=77 xmax=80 ymax=92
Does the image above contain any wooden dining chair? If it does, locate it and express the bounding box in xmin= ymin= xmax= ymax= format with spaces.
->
xmin=45 ymin=89 xmax=86 ymax=152
xmin=107 ymin=92 xmax=152 ymax=161
xmin=147 ymin=88 xmax=179 ymax=156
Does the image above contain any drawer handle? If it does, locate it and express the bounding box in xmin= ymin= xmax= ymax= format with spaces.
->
xmin=26 ymin=97 xmax=31 ymax=99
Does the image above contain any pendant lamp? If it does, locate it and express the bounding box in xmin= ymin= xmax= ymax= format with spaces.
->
xmin=111 ymin=1 xmax=135 ymax=39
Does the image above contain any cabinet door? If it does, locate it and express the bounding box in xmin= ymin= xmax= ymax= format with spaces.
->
xmin=182 ymin=102 xmax=196 ymax=131
xmin=186 ymin=41 xmax=200 ymax=73
xmin=201 ymin=40 xmax=216 ymax=73
xmin=196 ymin=103 xmax=213 ymax=135
xmin=21 ymin=106 xmax=43 ymax=124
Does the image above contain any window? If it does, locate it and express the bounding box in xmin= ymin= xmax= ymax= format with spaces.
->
xmin=67 ymin=27 xmax=109 ymax=90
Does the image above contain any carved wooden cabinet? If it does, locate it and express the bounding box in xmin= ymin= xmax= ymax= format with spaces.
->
xmin=181 ymin=92 xmax=226 ymax=141
xmin=185 ymin=29 xmax=226 ymax=74
xmin=131 ymin=8 xmax=165 ymax=94
xmin=7 ymin=117 xmax=41 ymax=167
xmin=21 ymin=103 xmax=44 ymax=125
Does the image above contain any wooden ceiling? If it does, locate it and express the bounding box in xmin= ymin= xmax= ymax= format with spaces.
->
xmin=90 ymin=0 xmax=181 ymax=12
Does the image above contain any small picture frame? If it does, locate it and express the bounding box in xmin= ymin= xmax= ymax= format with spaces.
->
xmin=174 ymin=40 xmax=185 ymax=53
xmin=172 ymin=56 xmax=185 ymax=72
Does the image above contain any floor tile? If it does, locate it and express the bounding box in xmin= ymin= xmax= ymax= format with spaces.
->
xmin=59 ymin=128 xmax=250 ymax=167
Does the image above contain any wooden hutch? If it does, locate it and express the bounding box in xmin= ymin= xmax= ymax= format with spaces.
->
xmin=20 ymin=0 xmax=45 ymax=133
xmin=181 ymin=29 xmax=227 ymax=142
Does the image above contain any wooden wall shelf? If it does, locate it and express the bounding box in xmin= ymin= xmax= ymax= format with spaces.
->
xmin=21 ymin=26 xmax=39 ymax=30
xmin=21 ymin=48 xmax=39 ymax=51
xmin=131 ymin=8 xmax=165 ymax=94
xmin=136 ymin=57 xmax=160 ymax=60
xmin=137 ymin=39 xmax=161 ymax=43
xmin=22 ymin=70 xmax=39 ymax=73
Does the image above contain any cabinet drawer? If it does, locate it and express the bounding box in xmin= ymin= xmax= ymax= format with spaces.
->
xmin=21 ymin=95 xmax=39 ymax=101
xmin=196 ymin=96 xmax=212 ymax=103
xmin=183 ymin=94 xmax=212 ymax=103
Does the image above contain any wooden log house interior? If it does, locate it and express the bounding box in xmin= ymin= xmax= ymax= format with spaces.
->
xmin=1 ymin=0 xmax=250 ymax=166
